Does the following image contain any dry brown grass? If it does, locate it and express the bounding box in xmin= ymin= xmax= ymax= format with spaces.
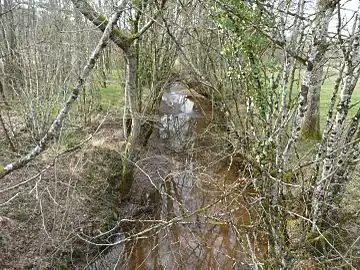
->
xmin=0 ymin=114 xmax=127 ymax=268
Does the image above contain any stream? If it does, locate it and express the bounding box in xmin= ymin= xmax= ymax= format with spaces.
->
xmin=87 ymin=81 xmax=264 ymax=269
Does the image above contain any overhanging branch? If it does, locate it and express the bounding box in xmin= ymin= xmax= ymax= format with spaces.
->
xmin=70 ymin=0 xmax=131 ymax=50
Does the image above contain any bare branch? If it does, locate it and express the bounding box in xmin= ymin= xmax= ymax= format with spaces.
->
xmin=0 ymin=3 xmax=126 ymax=179
xmin=70 ymin=0 xmax=131 ymax=50
xmin=0 ymin=3 xmax=19 ymax=17
xmin=133 ymin=17 xmax=157 ymax=39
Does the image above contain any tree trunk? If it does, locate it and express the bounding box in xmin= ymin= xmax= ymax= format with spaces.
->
xmin=310 ymin=6 xmax=360 ymax=231
xmin=123 ymin=47 xmax=141 ymax=160
xmin=300 ymin=0 xmax=335 ymax=140
xmin=120 ymin=46 xmax=153 ymax=197
xmin=301 ymin=66 xmax=323 ymax=139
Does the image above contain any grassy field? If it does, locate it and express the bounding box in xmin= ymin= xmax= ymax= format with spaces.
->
xmin=320 ymin=74 xmax=360 ymax=128
xmin=97 ymin=70 xmax=360 ymax=132
xmin=99 ymin=81 xmax=123 ymax=110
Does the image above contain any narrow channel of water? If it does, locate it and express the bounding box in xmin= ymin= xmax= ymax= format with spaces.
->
xmin=88 ymin=81 xmax=265 ymax=269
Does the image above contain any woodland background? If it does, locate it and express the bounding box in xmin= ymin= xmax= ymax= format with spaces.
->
xmin=0 ymin=0 xmax=360 ymax=269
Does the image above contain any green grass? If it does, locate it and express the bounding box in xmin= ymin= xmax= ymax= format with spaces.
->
xmin=320 ymin=74 xmax=360 ymax=129
xmin=290 ymin=69 xmax=360 ymax=131
xmin=98 ymin=69 xmax=360 ymax=130
xmin=289 ymin=72 xmax=360 ymax=163
xmin=99 ymin=81 xmax=123 ymax=110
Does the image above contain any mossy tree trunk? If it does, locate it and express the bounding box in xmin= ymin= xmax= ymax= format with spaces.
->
xmin=123 ymin=47 xmax=142 ymax=158
xmin=310 ymin=8 xmax=360 ymax=231
xmin=70 ymin=0 xmax=167 ymax=195
xmin=300 ymin=0 xmax=336 ymax=140
xmin=301 ymin=66 xmax=323 ymax=140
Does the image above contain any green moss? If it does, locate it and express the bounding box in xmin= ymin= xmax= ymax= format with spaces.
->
xmin=269 ymin=168 xmax=296 ymax=183
xmin=0 ymin=164 xmax=4 ymax=175
xmin=51 ymin=105 xmax=60 ymax=117
xmin=97 ymin=15 xmax=107 ymax=23
xmin=62 ymin=129 xmax=86 ymax=148
xmin=119 ymin=169 xmax=134 ymax=197
xmin=99 ymin=82 xmax=123 ymax=109
xmin=283 ymin=170 xmax=296 ymax=183
xmin=111 ymin=28 xmax=131 ymax=41
xmin=300 ymin=129 xmax=322 ymax=141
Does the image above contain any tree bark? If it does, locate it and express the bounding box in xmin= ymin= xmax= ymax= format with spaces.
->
xmin=123 ymin=47 xmax=141 ymax=158
xmin=300 ymin=0 xmax=336 ymax=139
xmin=71 ymin=0 xmax=163 ymax=157
xmin=301 ymin=66 xmax=323 ymax=139
xmin=0 ymin=110 xmax=16 ymax=152
xmin=310 ymin=5 xmax=360 ymax=231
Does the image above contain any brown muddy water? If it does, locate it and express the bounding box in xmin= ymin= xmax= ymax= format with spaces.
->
xmin=87 ymin=82 xmax=265 ymax=269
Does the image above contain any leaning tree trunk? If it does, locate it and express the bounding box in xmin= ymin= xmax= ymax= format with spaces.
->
xmin=119 ymin=46 xmax=142 ymax=196
xmin=70 ymin=0 xmax=168 ymax=196
xmin=0 ymin=5 xmax=124 ymax=178
xmin=70 ymin=0 xmax=165 ymax=158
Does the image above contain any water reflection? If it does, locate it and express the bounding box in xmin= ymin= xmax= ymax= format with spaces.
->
xmin=159 ymin=90 xmax=200 ymax=152
xmin=119 ymin=82 xmax=263 ymax=269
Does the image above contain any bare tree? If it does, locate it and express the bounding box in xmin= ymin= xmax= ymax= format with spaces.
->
xmin=1 ymin=0 xmax=360 ymax=268
xmin=70 ymin=0 xmax=166 ymax=161
xmin=0 ymin=0 xmax=127 ymax=178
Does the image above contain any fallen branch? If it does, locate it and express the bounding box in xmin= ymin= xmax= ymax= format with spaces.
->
xmin=0 ymin=111 xmax=108 ymax=192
